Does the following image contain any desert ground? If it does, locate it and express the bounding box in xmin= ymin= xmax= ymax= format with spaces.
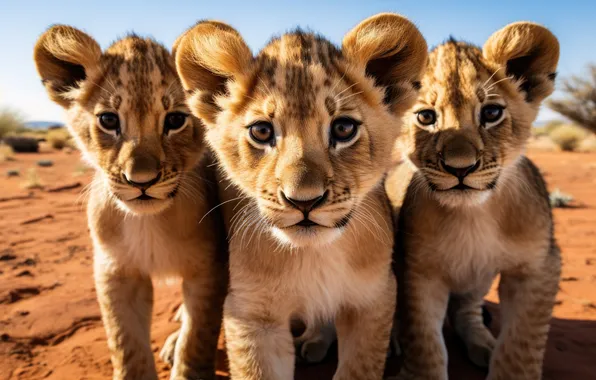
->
xmin=0 ymin=149 xmax=595 ymax=380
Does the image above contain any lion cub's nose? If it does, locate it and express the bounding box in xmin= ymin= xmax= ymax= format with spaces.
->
xmin=123 ymin=171 xmax=161 ymax=190
xmin=441 ymin=160 xmax=479 ymax=179
xmin=122 ymin=155 xmax=162 ymax=189
xmin=281 ymin=191 xmax=328 ymax=214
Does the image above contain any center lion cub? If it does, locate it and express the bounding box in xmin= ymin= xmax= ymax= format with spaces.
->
xmin=174 ymin=13 xmax=427 ymax=379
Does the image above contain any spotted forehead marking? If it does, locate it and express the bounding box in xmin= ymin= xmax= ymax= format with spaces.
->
xmin=92 ymin=36 xmax=180 ymax=116
xmin=425 ymin=40 xmax=492 ymax=110
xmin=240 ymin=31 xmax=363 ymax=120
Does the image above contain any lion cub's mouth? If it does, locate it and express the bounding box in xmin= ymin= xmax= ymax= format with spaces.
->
xmin=295 ymin=219 xmax=319 ymax=227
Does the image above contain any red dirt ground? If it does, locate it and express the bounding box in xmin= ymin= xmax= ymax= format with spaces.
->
xmin=0 ymin=150 xmax=595 ymax=380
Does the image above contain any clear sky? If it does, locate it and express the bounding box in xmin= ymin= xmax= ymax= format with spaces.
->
xmin=1 ymin=0 xmax=594 ymax=124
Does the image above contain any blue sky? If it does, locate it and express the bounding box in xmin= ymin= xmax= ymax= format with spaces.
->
xmin=1 ymin=0 xmax=594 ymax=124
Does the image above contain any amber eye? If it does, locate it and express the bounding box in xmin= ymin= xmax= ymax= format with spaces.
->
xmin=249 ymin=122 xmax=274 ymax=145
xmin=416 ymin=109 xmax=436 ymax=126
xmin=98 ymin=112 xmax=120 ymax=133
xmin=481 ymin=105 xmax=505 ymax=125
xmin=164 ymin=112 xmax=188 ymax=135
xmin=331 ymin=117 xmax=359 ymax=143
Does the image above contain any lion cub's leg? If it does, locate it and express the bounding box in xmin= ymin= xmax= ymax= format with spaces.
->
xmin=169 ymin=276 xmax=226 ymax=380
xmin=94 ymin=255 xmax=157 ymax=380
xmin=448 ymin=288 xmax=496 ymax=368
xmin=333 ymin=273 xmax=396 ymax=380
xmin=224 ymin=294 xmax=294 ymax=380
xmin=489 ymin=250 xmax=560 ymax=380
xmin=395 ymin=276 xmax=450 ymax=380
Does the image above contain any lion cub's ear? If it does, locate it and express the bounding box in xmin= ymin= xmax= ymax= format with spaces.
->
xmin=34 ymin=25 xmax=101 ymax=108
xmin=342 ymin=13 xmax=428 ymax=114
xmin=175 ymin=21 xmax=253 ymax=124
xmin=483 ymin=22 xmax=559 ymax=104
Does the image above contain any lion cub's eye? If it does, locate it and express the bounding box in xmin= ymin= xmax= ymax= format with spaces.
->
xmin=249 ymin=122 xmax=274 ymax=145
xmin=98 ymin=112 xmax=121 ymax=135
xmin=330 ymin=117 xmax=359 ymax=143
xmin=164 ymin=112 xmax=188 ymax=135
xmin=416 ymin=109 xmax=436 ymax=126
xmin=480 ymin=104 xmax=505 ymax=126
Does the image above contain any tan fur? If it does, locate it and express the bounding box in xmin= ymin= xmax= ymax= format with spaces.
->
xmin=175 ymin=13 xmax=427 ymax=380
xmin=386 ymin=22 xmax=561 ymax=380
xmin=34 ymin=26 xmax=228 ymax=380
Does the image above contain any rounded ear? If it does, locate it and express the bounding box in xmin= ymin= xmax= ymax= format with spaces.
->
xmin=342 ymin=13 xmax=428 ymax=114
xmin=175 ymin=21 xmax=253 ymax=123
xmin=33 ymin=25 xmax=101 ymax=108
xmin=483 ymin=22 xmax=559 ymax=103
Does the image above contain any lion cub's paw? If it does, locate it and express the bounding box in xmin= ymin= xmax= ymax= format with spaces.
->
xmin=466 ymin=331 xmax=496 ymax=368
xmin=160 ymin=329 xmax=180 ymax=367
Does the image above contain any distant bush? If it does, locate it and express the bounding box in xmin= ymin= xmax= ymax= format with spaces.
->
xmin=0 ymin=109 xmax=25 ymax=139
xmin=533 ymin=120 xmax=566 ymax=137
xmin=46 ymin=128 xmax=70 ymax=150
xmin=2 ymin=136 xmax=39 ymax=153
xmin=549 ymin=124 xmax=587 ymax=151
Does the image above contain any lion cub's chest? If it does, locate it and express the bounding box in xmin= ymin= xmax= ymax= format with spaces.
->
xmin=277 ymin=248 xmax=385 ymax=320
xmin=118 ymin=218 xmax=175 ymax=275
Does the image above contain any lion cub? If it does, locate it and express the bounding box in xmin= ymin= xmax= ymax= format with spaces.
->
xmin=34 ymin=27 xmax=227 ymax=380
xmin=174 ymin=14 xmax=427 ymax=379
xmin=386 ymin=23 xmax=561 ymax=379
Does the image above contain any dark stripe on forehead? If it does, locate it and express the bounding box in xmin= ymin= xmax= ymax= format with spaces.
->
xmin=325 ymin=96 xmax=336 ymax=116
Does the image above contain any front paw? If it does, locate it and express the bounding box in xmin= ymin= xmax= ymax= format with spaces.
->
xmin=466 ymin=333 xmax=496 ymax=368
xmin=300 ymin=338 xmax=333 ymax=364
xmin=160 ymin=329 xmax=180 ymax=367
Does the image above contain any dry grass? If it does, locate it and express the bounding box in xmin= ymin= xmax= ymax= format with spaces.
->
xmin=550 ymin=188 xmax=574 ymax=208
xmin=46 ymin=128 xmax=71 ymax=150
xmin=577 ymin=135 xmax=596 ymax=153
xmin=528 ymin=136 xmax=559 ymax=152
xmin=0 ymin=144 xmax=15 ymax=162
xmin=21 ymin=168 xmax=44 ymax=190
xmin=549 ymin=124 xmax=588 ymax=151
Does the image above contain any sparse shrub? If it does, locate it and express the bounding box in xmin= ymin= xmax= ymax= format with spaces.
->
xmin=6 ymin=169 xmax=19 ymax=177
xmin=549 ymin=189 xmax=574 ymax=208
xmin=549 ymin=124 xmax=587 ymax=151
xmin=22 ymin=168 xmax=43 ymax=190
xmin=37 ymin=159 xmax=53 ymax=167
xmin=548 ymin=64 xmax=596 ymax=134
xmin=0 ymin=108 xmax=25 ymax=139
xmin=46 ymin=128 xmax=70 ymax=150
xmin=2 ymin=136 xmax=39 ymax=153
xmin=533 ymin=120 xmax=566 ymax=137
xmin=0 ymin=144 xmax=15 ymax=162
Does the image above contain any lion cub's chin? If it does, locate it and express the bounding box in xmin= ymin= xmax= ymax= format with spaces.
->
xmin=271 ymin=225 xmax=344 ymax=249
xmin=115 ymin=197 xmax=174 ymax=216
xmin=434 ymin=189 xmax=493 ymax=209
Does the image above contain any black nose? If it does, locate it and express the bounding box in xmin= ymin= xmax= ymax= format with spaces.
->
xmin=281 ymin=191 xmax=328 ymax=214
xmin=123 ymin=172 xmax=161 ymax=190
xmin=442 ymin=160 xmax=479 ymax=179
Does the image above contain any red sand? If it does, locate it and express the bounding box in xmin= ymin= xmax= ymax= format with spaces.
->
xmin=1 ymin=150 xmax=595 ymax=380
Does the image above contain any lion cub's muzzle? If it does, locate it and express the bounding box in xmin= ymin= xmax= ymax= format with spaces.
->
xmin=280 ymin=190 xmax=329 ymax=226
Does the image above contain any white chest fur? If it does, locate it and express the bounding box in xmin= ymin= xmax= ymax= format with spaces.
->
xmin=246 ymin=245 xmax=387 ymax=323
